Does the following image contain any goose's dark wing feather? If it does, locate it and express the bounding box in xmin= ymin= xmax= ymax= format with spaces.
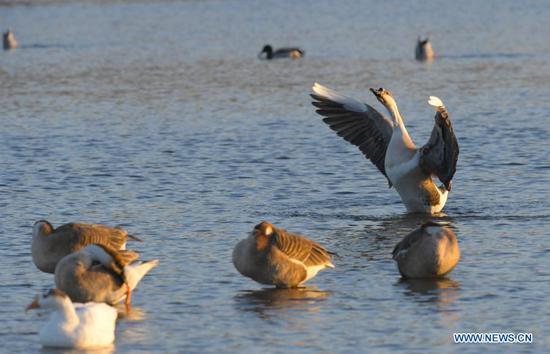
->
xmin=273 ymin=227 xmax=333 ymax=267
xmin=311 ymin=83 xmax=394 ymax=187
xmin=419 ymin=105 xmax=459 ymax=190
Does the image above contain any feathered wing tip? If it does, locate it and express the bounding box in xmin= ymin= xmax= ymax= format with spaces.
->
xmin=124 ymin=259 xmax=159 ymax=290
xmin=428 ymin=96 xmax=444 ymax=108
xmin=113 ymin=224 xmax=143 ymax=242
xmin=127 ymin=234 xmax=143 ymax=242
xmin=311 ymin=82 xmax=366 ymax=113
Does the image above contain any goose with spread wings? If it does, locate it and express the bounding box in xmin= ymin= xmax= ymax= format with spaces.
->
xmin=311 ymin=83 xmax=459 ymax=214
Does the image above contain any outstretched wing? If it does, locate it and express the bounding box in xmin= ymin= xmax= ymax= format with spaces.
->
xmin=311 ymin=83 xmax=394 ymax=187
xmin=419 ymin=97 xmax=459 ymax=191
xmin=273 ymin=227 xmax=334 ymax=268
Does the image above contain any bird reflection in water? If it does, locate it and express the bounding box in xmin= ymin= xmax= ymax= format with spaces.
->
xmin=40 ymin=346 xmax=114 ymax=354
xmin=234 ymin=286 xmax=330 ymax=319
xmin=398 ymin=277 xmax=461 ymax=305
xmin=113 ymin=303 xmax=147 ymax=321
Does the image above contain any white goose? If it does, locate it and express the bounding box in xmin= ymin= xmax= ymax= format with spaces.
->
xmin=311 ymin=83 xmax=459 ymax=214
xmin=55 ymin=244 xmax=159 ymax=305
xmin=26 ymin=288 xmax=117 ymax=349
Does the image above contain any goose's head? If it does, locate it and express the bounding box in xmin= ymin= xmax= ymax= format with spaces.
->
xmin=370 ymin=88 xmax=397 ymax=110
xmin=252 ymin=221 xmax=274 ymax=249
xmin=258 ymin=45 xmax=273 ymax=59
xmin=253 ymin=221 xmax=273 ymax=238
xmin=33 ymin=220 xmax=54 ymax=237
xmin=26 ymin=288 xmax=70 ymax=311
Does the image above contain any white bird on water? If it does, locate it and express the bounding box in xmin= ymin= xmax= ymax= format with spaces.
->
xmin=311 ymin=83 xmax=459 ymax=214
xmin=26 ymin=288 xmax=117 ymax=349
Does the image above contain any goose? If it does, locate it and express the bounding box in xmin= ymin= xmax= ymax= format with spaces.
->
xmin=54 ymin=244 xmax=159 ymax=305
xmin=233 ymin=221 xmax=334 ymax=288
xmin=32 ymin=220 xmax=141 ymax=273
xmin=26 ymin=288 xmax=117 ymax=349
xmin=3 ymin=29 xmax=17 ymax=50
xmin=258 ymin=44 xmax=304 ymax=60
xmin=415 ymin=36 xmax=434 ymax=61
xmin=311 ymin=83 xmax=459 ymax=214
xmin=392 ymin=222 xmax=460 ymax=278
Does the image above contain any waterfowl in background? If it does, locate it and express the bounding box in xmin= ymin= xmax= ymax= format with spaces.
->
xmin=233 ymin=221 xmax=334 ymax=288
xmin=32 ymin=220 xmax=141 ymax=273
xmin=3 ymin=29 xmax=17 ymax=50
xmin=415 ymin=36 xmax=434 ymax=61
xmin=311 ymin=83 xmax=459 ymax=214
xmin=54 ymin=244 xmax=158 ymax=305
xmin=392 ymin=222 xmax=460 ymax=278
xmin=258 ymin=44 xmax=304 ymax=60
xmin=26 ymin=288 xmax=117 ymax=349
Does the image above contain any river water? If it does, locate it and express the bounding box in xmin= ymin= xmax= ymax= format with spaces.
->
xmin=1 ymin=0 xmax=549 ymax=353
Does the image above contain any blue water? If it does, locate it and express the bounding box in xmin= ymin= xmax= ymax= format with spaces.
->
xmin=1 ymin=0 xmax=550 ymax=352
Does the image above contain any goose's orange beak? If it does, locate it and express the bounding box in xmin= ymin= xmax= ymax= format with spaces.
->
xmin=26 ymin=296 xmax=40 ymax=312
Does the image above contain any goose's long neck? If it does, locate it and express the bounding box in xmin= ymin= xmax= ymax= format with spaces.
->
xmin=386 ymin=100 xmax=415 ymax=149
xmin=31 ymin=233 xmax=51 ymax=271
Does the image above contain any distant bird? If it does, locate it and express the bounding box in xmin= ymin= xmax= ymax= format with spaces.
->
xmin=311 ymin=83 xmax=459 ymax=214
xmin=3 ymin=29 xmax=18 ymax=50
xmin=392 ymin=222 xmax=460 ymax=278
xmin=233 ymin=221 xmax=334 ymax=288
xmin=415 ymin=36 xmax=434 ymax=61
xmin=55 ymin=244 xmax=158 ymax=305
xmin=258 ymin=44 xmax=304 ymax=60
xmin=26 ymin=288 xmax=117 ymax=349
xmin=32 ymin=220 xmax=141 ymax=273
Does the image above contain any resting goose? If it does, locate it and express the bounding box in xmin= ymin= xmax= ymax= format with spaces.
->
xmin=392 ymin=222 xmax=460 ymax=278
xmin=258 ymin=44 xmax=304 ymax=60
xmin=26 ymin=288 xmax=117 ymax=349
xmin=54 ymin=244 xmax=158 ymax=305
xmin=415 ymin=36 xmax=434 ymax=61
xmin=32 ymin=220 xmax=141 ymax=273
xmin=311 ymin=83 xmax=459 ymax=214
xmin=233 ymin=221 xmax=334 ymax=288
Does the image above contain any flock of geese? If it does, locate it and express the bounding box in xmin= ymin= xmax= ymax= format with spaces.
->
xmin=18 ymin=34 xmax=461 ymax=349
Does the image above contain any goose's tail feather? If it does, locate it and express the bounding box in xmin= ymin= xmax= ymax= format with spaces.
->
xmin=124 ymin=259 xmax=159 ymax=290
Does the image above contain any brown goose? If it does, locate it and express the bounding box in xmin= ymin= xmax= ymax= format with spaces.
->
xmin=392 ymin=222 xmax=460 ymax=278
xmin=233 ymin=221 xmax=334 ymax=288
xmin=32 ymin=220 xmax=141 ymax=273
xmin=54 ymin=244 xmax=158 ymax=305
xmin=415 ymin=36 xmax=434 ymax=61
xmin=3 ymin=29 xmax=17 ymax=50
xmin=311 ymin=83 xmax=459 ymax=214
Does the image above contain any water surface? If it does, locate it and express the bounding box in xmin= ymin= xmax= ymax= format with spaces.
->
xmin=1 ymin=0 xmax=550 ymax=352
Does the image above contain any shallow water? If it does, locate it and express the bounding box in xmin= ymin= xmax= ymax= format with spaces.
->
xmin=1 ymin=0 xmax=550 ymax=353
